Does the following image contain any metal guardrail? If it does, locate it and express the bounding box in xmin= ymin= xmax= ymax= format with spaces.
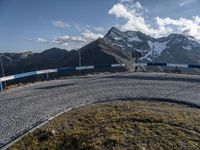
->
xmin=135 ymin=63 xmax=200 ymax=68
xmin=0 ymin=64 xmax=125 ymax=91
xmin=1 ymin=63 xmax=200 ymax=91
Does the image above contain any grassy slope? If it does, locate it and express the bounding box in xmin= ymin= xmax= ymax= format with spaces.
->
xmin=9 ymin=100 xmax=200 ymax=150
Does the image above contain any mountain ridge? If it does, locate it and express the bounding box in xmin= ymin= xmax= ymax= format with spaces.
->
xmin=103 ymin=27 xmax=200 ymax=64
xmin=1 ymin=27 xmax=200 ymax=75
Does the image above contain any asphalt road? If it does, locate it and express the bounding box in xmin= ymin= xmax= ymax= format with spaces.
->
xmin=1 ymin=72 xmax=200 ymax=149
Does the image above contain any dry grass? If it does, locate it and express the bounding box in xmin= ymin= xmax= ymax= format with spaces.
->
xmin=8 ymin=100 xmax=200 ymax=150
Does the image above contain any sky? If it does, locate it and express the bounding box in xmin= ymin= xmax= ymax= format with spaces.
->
xmin=0 ymin=0 xmax=200 ymax=52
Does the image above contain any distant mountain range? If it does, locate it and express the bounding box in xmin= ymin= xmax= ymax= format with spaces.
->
xmin=1 ymin=27 xmax=200 ymax=76
xmin=0 ymin=47 xmax=119 ymax=76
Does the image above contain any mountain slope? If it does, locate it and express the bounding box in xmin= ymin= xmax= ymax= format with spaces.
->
xmin=0 ymin=47 xmax=121 ymax=76
xmin=78 ymin=38 xmax=136 ymax=71
xmin=103 ymin=27 xmax=200 ymax=64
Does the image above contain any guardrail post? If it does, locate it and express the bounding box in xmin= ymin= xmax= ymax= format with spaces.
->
xmin=0 ymin=81 xmax=3 ymax=91
xmin=46 ymin=73 xmax=49 ymax=80
xmin=135 ymin=58 xmax=138 ymax=72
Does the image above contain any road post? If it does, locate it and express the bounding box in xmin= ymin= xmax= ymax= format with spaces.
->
xmin=79 ymin=49 xmax=82 ymax=75
xmin=132 ymin=51 xmax=142 ymax=72
xmin=46 ymin=73 xmax=49 ymax=80
xmin=0 ymin=81 xmax=3 ymax=91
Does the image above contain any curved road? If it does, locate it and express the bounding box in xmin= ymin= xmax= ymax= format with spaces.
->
xmin=1 ymin=72 xmax=200 ymax=149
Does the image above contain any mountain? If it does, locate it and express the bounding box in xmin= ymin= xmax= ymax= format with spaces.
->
xmin=0 ymin=47 xmax=120 ymax=76
xmin=78 ymin=38 xmax=135 ymax=71
xmin=103 ymin=27 xmax=200 ymax=64
xmin=1 ymin=27 xmax=200 ymax=76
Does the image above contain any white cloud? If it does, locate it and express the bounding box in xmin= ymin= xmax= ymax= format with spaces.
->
xmin=52 ymin=35 xmax=71 ymax=45
xmin=120 ymin=0 xmax=133 ymax=3
xmin=74 ymin=23 xmax=83 ymax=32
xmin=52 ymin=30 xmax=103 ymax=47
xmin=81 ymin=29 xmax=103 ymax=41
xmin=52 ymin=20 xmax=70 ymax=28
xmin=179 ymin=0 xmax=197 ymax=7
xmin=94 ymin=27 xmax=106 ymax=32
xmin=135 ymin=1 xmax=143 ymax=9
xmin=74 ymin=23 xmax=106 ymax=34
xmin=155 ymin=17 xmax=200 ymax=39
xmin=62 ymin=43 xmax=69 ymax=46
xmin=109 ymin=0 xmax=200 ymax=40
xmin=180 ymin=2 xmax=185 ymax=6
xmin=52 ymin=35 xmax=85 ymax=46
xmin=74 ymin=23 xmax=91 ymax=32
xmin=108 ymin=2 xmax=157 ymax=36
xmin=37 ymin=37 xmax=48 ymax=43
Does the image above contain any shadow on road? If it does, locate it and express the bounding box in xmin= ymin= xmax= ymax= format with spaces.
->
xmin=105 ymin=74 xmax=200 ymax=83
xmin=36 ymin=83 xmax=76 ymax=90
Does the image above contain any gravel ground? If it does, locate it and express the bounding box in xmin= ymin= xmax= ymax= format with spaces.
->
xmin=1 ymin=72 xmax=200 ymax=149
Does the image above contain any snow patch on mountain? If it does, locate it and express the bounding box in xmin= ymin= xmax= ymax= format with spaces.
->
xmin=110 ymin=32 xmax=122 ymax=41
xmin=187 ymin=36 xmax=200 ymax=44
xmin=127 ymin=44 xmax=133 ymax=47
xmin=183 ymin=45 xmax=192 ymax=50
xmin=148 ymin=41 xmax=169 ymax=56
xmin=139 ymin=40 xmax=169 ymax=61
xmin=140 ymin=50 xmax=152 ymax=61
xmin=128 ymin=36 xmax=141 ymax=42
xmin=148 ymin=41 xmax=154 ymax=50
xmin=103 ymin=27 xmax=200 ymax=64
xmin=112 ymin=43 xmax=125 ymax=50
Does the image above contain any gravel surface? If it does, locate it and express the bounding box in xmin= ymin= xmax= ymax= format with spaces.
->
xmin=1 ymin=72 xmax=200 ymax=149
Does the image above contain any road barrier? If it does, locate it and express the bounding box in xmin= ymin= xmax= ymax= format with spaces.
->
xmin=135 ymin=63 xmax=200 ymax=68
xmin=0 ymin=64 xmax=125 ymax=91
xmin=1 ymin=63 xmax=200 ymax=91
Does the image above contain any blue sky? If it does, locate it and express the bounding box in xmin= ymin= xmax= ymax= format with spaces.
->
xmin=0 ymin=0 xmax=200 ymax=52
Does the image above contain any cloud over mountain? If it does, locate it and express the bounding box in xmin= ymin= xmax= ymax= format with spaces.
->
xmin=37 ymin=37 xmax=48 ymax=43
xmin=52 ymin=30 xmax=103 ymax=48
xmin=109 ymin=0 xmax=200 ymax=40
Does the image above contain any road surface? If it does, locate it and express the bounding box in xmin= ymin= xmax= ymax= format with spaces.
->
xmin=1 ymin=72 xmax=200 ymax=149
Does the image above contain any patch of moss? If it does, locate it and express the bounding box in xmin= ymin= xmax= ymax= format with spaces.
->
xmin=8 ymin=100 xmax=200 ymax=150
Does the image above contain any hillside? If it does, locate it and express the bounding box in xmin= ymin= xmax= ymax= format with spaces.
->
xmin=0 ymin=47 xmax=119 ymax=76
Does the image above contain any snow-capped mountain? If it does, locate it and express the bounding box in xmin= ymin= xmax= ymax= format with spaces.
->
xmin=2 ymin=27 xmax=200 ymax=75
xmin=103 ymin=27 xmax=200 ymax=64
